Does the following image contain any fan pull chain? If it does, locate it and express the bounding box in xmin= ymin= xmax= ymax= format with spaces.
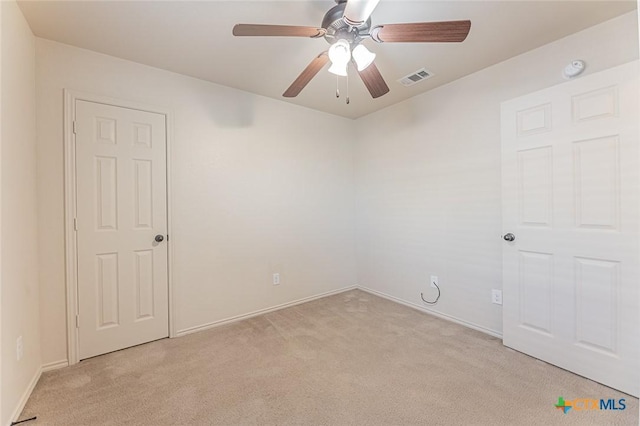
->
xmin=346 ymin=72 xmax=350 ymax=105
xmin=336 ymin=74 xmax=340 ymax=98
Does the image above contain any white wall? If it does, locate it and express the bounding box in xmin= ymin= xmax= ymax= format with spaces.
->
xmin=1 ymin=1 xmax=41 ymax=424
xmin=354 ymin=12 xmax=639 ymax=335
xmin=36 ymin=40 xmax=357 ymax=365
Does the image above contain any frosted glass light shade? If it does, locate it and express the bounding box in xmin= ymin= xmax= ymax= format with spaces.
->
xmin=352 ymin=44 xmax=376 ymax=71
xmin=328 ymin=39 xmax=351 ymax=66
xmin=328 ymin=62 xmax=348 ymax=76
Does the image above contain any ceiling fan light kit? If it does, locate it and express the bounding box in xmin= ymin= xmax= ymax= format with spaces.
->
xmin=328 ymin=39 xmax=351 ymax=76
xmin=328 ymin=62 xmax=349 ymax=77
xmin=352 ymin=44 xmax=376 ymax=71
xmin=233 ymin=0 xmax=471 ymax=101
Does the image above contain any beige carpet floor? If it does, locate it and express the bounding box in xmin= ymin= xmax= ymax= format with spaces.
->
xmin=19 ymin=289 xmax=638 ymax=425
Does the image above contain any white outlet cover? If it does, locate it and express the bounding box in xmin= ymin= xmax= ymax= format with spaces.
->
xmin=491 ymin=289 xmax=503 ymax=305
xmin=430 ymin=275 xmax=438 ymax=288
xmin=272 ymin=273 xmax=280 ymax=285
xmin=17 ymin=336 xmax=23 ymax=360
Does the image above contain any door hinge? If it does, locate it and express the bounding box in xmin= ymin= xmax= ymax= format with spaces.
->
xmin=72 ymin=120 xmax=77 ymax=134
xmin=73 ymin=218 xmax=78 ymax=231
xmin=75 ymin=315 xmax=80 ymax=328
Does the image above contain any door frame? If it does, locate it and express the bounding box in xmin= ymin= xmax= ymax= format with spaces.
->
xmin=63 ymin=89 xmax=175 ymax=365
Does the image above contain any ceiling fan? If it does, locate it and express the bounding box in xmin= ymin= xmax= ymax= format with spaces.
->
xmin=232 ymin=0 xmax=471 ymax=100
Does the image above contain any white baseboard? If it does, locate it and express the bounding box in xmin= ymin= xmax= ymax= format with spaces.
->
xmin=42 ymin=359 xmax=69 ymax=372
xmin=176 ymin=285 xmax=357 ymax=337
xmin=7 ymin=360 xmax=68 ymax=425
xmin=175 ymin=285 xmax=501 ymax=340
xmin=8 ymin=366 xmax=42 ymax=426
xmin=357 ymin=286 xmax=503 ymax=339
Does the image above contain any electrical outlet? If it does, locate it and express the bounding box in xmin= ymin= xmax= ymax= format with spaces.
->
xmin=272 ymin=273 xmax=280 ymax=286
xmin=430 ymin=275 xmax=439 ymax=288
xmin=17 ymin=336 xmax=23 ymax=361
xmin=491 ymin=289 xmax=503 ymax=305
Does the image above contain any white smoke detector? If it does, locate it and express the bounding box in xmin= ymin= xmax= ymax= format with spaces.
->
xmin=563 ymin=60 xmax=586 ymax=79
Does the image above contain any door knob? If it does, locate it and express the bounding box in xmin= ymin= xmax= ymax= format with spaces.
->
xmin=155 ymin=234 xmax=165 ymax=243
xmin=503 ymin=233 xmax=515 ymax=242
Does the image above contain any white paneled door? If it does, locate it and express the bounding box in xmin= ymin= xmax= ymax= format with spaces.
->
xmin=75 ymin=100 xmax=169 ymax=360
xmin=501 ymin=61 xmax=639 ymax=396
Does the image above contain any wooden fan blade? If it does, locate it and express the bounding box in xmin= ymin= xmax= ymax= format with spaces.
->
xmin=373 ymin=20 xmax=471 ymax=43
xmin=283 ymin=52 xmax=329 ymax=98
xmin=233 ymin=24 xmax=326 ymax=38
xmin=356 ymin=62 xmax=389 ymax=99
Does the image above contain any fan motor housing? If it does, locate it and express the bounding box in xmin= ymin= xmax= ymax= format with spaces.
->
xmin=321 ymin=2 xmax=371 ymax=45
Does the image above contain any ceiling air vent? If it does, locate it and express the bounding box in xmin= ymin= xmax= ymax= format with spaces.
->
xmin=397 ymin=68 xmax=434 ymax=87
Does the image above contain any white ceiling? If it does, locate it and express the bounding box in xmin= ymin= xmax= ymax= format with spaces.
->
xmin=18 ymin=0 xmax=636 ymax=119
